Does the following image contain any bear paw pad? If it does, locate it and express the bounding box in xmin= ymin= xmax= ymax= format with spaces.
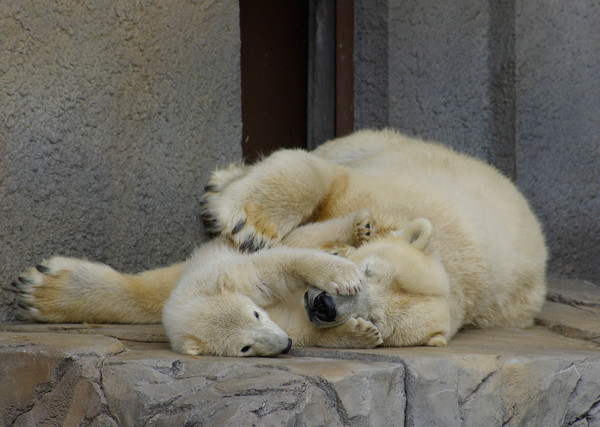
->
xmin=353 ymin=208 xmax=376 ymax=246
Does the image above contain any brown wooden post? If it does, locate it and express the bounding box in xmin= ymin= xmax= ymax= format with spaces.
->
xmin=240 ymin=0 xmax=309 ymax=162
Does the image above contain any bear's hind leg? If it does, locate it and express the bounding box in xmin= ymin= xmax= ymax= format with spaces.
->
xmin=14 ymin=257 xmax=185 ymax=324
xmin=281 ymin=208 xmax=376 ymax=251
xmin=201 ymin=150 xmax=343 ymax=251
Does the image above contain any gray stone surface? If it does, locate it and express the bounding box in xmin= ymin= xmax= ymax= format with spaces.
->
xmin=0 ymin=1 xmax=242 ymax=321
xmin=537 ymin=279 xmax=600 ymax=345
xmin=1 ymin=280 xmax=599 ymax=426
xmin=2 ymin=329 xmax=599 ymax=426
xmin=515 ymin=1 xmax=600 ymax=282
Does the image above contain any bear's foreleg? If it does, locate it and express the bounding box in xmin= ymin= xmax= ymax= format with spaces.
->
xmin=217 ymin=247 xmax=364 ymax=306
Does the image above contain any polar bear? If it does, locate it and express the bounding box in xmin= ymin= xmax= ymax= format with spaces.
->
xmin=15 ymin=129 xmax=547 ymax=356
xmin=198 ymin=128 xmax=547 ymax=346
xmin=16 ymin=209 xmax=383 ymax=356
xmin=162 ymin=212 xmax=384 ymax=356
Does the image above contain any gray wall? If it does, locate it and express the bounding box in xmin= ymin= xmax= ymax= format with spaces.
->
xmin=1 ymin=0 xmax=598 ymax=322
xmin=515 ymin=2 xmax=600 ymax=280
xmin=0 ymin=1 xmax=242 ymax=321
xmin=355 ymin=0 xmax=600 ymax=282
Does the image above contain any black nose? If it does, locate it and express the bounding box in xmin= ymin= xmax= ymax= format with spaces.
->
xmin=282 ymin=338 xmax=292 ymax=354
xmin=312 ymin=292 xmax=337 ymax=322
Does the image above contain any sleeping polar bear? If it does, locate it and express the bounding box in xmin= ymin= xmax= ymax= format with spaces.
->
xmin=16 ymin=129 xmax=547 ymax=356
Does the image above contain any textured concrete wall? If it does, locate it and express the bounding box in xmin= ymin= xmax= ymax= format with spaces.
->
xmin=0 ymin=1 xmax=242 ymax=321
xmin=356 ymin=0 xmax=516 ymax=176
xmin=354 ymin=0 xmax=600 ymax=282
xmin=387 ymin=0 xmax=517 ymax=176
xmin=515 ymin=2 xmax=600 ymax=281
xmin=354 ymin=0 xmax=389 ymax=132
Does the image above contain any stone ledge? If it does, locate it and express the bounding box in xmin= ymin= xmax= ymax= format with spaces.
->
xmin=536 ymin=278 xmax=600 ymax=345
xmin=1 ymin=279 xmax=599 ymax=426
xmin=1 ymin=323 xmax=168 ymax=343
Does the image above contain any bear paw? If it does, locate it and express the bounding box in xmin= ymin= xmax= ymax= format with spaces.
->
xmin=200 ymin=171 xmax=283 ymax=252
xmin=12 ymin=257 xmax=119 ymax=323
xmin=203 ymin=161 xmax=248 ymax=193
xmin=425 ymin=332 xmax=447 ymax=347
xmin=316 ymin=257 xmax=363 ymax=295
xmin=353 ymin=208 xmax=376 ymax=246
xmin=344 ymin=317 xmax=383 ymax=348
xmin=12 ymin=257 xmax=80 ymax=322
xmin=200 ymin=161 xmax=248 ymax=236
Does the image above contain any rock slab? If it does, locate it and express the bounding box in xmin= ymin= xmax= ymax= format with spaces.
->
xmin=1 ymin=279 xmax=599 ymax=426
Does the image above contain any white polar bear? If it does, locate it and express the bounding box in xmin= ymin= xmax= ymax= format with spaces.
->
xmin=17 ymin=210 xmax=383 ymax=356
xmin=162 ymin=218 xmax=380 ymax=356
xmin=15 ymin=129 xmax=547 ymax=356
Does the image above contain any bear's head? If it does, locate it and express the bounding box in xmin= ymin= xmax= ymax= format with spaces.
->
xmin=304 ymin=218 xmax=450 ymax=347
xmin=164 ymin=292 xmax=292 ymax=356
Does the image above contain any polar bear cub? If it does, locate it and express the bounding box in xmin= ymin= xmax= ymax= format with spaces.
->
xmin=162 ymin=236 xmax=368 ymax=356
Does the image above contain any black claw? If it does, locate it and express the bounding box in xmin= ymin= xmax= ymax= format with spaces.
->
xmin=200 ymin=211 xmax=215 ymax=221
xmin=202 ymin=218 xmax=219 ymax=228
xmin=365 ymin=223 xmax=371 ymax=229
xmin=16 ymin=302 xmax=30 ymax=310
xmin=204 ymin=184 xmax=218 ymax=192
xmin=207 ymin=225 xmax=222 ymax=234
xmin=247 ymin=240 xmax=266 ymax=253
xmin=201 ymin=213 xmax=223 ymax=233
xmin=203 ymin=229 xmax=222 ymax=238
xmin=18 ymin=276 xmax=30 ymax=284
xmin=239 ymin=235 xmax=254 ymax=251
xmin=232 ymin=219 xmax=245 ymax=235
xmin=36 ymin=264 xmax=50 ymax=273
xmin=10 ymin=281 xmax=19 ymax=289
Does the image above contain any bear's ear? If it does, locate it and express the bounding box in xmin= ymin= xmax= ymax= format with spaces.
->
xmin=394 ymin=218 xmax=432 ymax=250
